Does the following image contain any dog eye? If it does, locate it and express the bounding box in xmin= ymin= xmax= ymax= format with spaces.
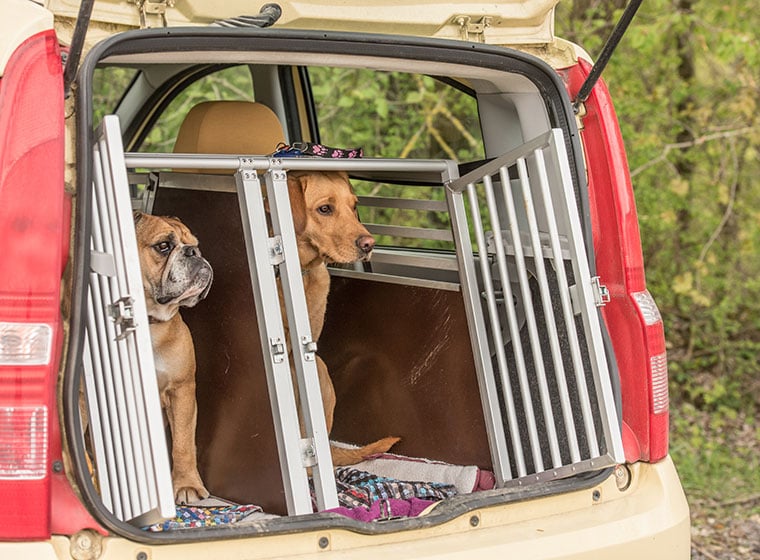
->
xmin=153 ymin=241 xmax=172 ymax=255
xmin=316 ymin=204 xmax=333 ymax=216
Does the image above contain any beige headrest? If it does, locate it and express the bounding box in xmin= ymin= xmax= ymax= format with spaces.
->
xmin=173 ymin=100 xmax=286 ymax=156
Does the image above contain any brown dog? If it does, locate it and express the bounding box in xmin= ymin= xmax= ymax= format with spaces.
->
xmin=284 ymin=170 xmax=399 ymax=465
xmin=134 ymin=212 xmax=213 ymax=504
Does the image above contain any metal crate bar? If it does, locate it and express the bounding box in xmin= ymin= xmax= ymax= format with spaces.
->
xmin=357 ymin=196 xmax=448 ymax=212
xmin=365 ymin=223 xmax=453 ymax=242
xmin=234 ymin=169 xmax=335 ymax=514
xmin=448 ymin=129 xmax=624 ymax=485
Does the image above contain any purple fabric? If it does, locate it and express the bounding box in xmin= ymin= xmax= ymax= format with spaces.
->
xmin=326 ymin=497 xmax=437 ymax=522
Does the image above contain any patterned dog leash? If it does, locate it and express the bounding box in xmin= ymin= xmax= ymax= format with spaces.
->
xmin=272 ymin=141 xmax=363 ymax=159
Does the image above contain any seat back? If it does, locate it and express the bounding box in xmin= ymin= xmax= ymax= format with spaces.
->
xmin=173 ymin=100 xmax=286 ymax=158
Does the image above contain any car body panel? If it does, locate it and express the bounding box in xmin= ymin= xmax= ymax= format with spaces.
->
xmin=44 ymin=0 xmax=560 ymax=44
xmin=0 ymin=0 xmax=54 ymax=76
xmin=0 ymin=457 xmax=689 ymax=559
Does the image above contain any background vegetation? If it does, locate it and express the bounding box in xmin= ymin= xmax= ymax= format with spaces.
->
xmin=556 ymin=1 xmax=760 ymax=556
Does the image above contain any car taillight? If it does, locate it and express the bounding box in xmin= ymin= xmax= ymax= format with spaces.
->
xmin=559 ymin=58 xmax=670 ymax=463
xmin=0 ymin=29 xmax=66 ymax=539
xmin=631 ymin=290 xmax=669 ymax=460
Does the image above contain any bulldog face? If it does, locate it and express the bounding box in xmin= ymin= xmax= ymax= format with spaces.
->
xmin=134 ymin=212 xmax=213 ymax=321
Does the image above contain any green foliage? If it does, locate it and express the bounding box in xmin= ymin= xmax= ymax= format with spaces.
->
xmin=557 ymin=0 xmax=760 ymax=414
xmin=670 ymin=403 xmax=759 ymax=512
xmin=92 ymin=67 xmax=137 ymax=125
xmin=309 ymin=67 xmax=484 ymax=248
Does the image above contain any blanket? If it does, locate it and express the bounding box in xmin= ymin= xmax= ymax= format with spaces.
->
xmin=144 ymin=455 xmax=492 ymax=529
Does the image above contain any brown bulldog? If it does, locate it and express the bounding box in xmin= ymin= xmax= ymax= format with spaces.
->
xmin=134 ymin=212 xmax=213 ymax=504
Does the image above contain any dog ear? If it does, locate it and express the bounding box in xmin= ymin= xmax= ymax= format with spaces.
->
xmin=286 ymin=173 xmax=308 ymax=235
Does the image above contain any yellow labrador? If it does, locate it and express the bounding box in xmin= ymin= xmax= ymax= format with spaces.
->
xmin=283 ymin=170 xmax=399 ymax=465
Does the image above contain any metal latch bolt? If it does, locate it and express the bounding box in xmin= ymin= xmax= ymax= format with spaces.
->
xmin=591 ymin=277 xmax=611 ymax=307
xmin=301 ymin=337 xmax=317 ymax=362
xmin=300 ymin=438 xmax=317 ymax=467
xmin=268 ymin=235 xmax=285 ymax=266
xmin=107 ymin=296 xmax=136 ymax=341
xmin=270 ymin=337 xmax=286 ymax=364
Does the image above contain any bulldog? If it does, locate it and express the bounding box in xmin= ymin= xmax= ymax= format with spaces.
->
xmin=134 ymin=212 xmax=213 ymax=504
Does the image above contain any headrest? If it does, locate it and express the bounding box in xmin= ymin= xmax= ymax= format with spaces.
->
xmin=173 ymin=100 xmax=286 ymax=156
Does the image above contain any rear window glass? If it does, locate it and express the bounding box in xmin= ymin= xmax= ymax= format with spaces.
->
xmin=308 ymin=67 xmax=485 ymax=249
xmin=308 ymin=67 xmax=484 ymax=161
xmin=143 ymin=65 xmax=254 ymax=152
xmin=92 ymin=67 xmax=138 ymax=125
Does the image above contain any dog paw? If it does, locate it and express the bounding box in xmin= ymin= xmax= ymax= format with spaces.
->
xmin=174 ymin=483 xmax=210 ymax=505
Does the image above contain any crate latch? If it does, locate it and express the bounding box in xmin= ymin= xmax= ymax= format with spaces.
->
xmin=268 ymin=235 xmax=285 ymax=266
xmin=300 ymin=438 xmax=317 ymax=468
xmin=107 ymin=296 xmax=137 ymax=341
xmin=591 ymin=276 xmax=611 ymax=307
xmin=270 ymin=337 xmax=286 ymax=364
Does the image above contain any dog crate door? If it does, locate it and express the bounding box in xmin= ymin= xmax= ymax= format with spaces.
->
xmin=81 ymin=115 xmax=175 ymax=526
xmin=447 ymin=128 xmax=625 ymax=488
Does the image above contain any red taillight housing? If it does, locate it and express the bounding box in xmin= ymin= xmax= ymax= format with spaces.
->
xmin=559 ymin=58 xmax=669 ymax=463
xmin=0 ymin=29 xmax=66 ymax=539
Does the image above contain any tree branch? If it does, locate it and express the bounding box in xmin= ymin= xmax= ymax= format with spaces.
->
xmin=629 ymin=126 xmax=758 ymax=178
xmin=696 ymin=141 xmax=739 ymax=267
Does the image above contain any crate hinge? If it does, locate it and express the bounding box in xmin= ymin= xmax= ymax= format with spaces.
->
xmin=301 ymin=336 xmax=317 ymax=362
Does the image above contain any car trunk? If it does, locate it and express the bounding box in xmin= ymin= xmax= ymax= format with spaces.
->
xmin=62 ymin=21 xmax=626 ymax=541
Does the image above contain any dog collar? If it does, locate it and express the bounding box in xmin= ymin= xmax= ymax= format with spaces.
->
xmin=148 ymin=315 xmax=166 ymax=324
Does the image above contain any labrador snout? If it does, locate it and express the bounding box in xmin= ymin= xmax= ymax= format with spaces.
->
xmin=356 ymin=234 xmax=375 ymax=256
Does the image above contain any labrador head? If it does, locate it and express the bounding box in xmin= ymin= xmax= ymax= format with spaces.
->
xmin=286 ymin=170 xmax=375 ymax=266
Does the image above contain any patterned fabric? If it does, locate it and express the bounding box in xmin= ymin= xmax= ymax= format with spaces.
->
xmin=145 ymin=504 xmax=263 ymax=532
xmin=333 ymin=467 xmax=458 ymax=509
xmin=272 ymin=142 xmax=364 ymax=159
xmin=326 ymin=497 xmax=436 ymax=522
xmin=144 ymin=468 xmax=457 ymax=530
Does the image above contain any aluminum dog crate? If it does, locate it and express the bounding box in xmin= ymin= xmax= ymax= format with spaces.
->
xmin=81 ymin=114 xmax=624 ymax=522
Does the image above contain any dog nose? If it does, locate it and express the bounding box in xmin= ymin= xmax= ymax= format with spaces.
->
xmin=183 ymin=245 xmax=198 ymax=257
xmin=356 ymin=235 xmax=375 ymax=254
